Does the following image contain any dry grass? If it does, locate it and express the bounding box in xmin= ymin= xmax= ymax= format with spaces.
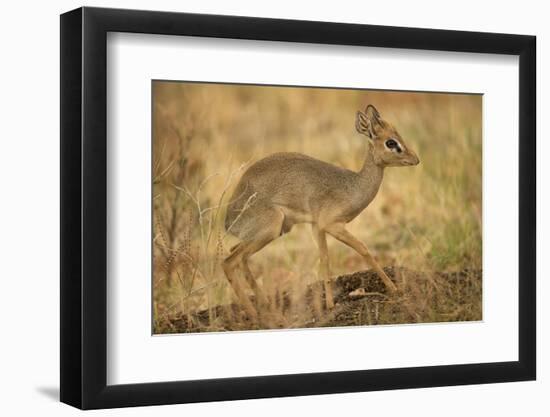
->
xmin=152 ymin=81 xmax=482 ymax=334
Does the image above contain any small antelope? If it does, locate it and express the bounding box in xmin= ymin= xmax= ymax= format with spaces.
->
xmin=223 ymin=104 xmax=419 ymax=320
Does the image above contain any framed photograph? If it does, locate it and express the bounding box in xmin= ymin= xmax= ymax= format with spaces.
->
xmin=60 ymin=6 xmax=536 ymax=409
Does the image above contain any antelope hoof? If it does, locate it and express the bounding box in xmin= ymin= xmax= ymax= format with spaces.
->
xmin=243 ymin=305 xmax=259 ymax=323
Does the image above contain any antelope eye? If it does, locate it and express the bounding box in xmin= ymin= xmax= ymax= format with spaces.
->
xmin=385 ymin=139 xmax=402 ymax=153
xmin=385 ymin=139 xmax=398 ymax=148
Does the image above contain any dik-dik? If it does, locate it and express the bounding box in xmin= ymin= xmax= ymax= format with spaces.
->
xmin=223 ymin=104 xmax=419 ymax=321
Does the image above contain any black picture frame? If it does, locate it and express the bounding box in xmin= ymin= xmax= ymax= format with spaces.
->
xmin=60 ymin=6 xmax=536 ymax=410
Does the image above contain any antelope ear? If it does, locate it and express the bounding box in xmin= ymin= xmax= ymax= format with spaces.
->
xmin=356 ymin=108 xmax=379 ymax=139
xmin=365 ymin=104 xmax=381 ymax=122
xmin=356 ymin=111 xmax=370 ymax=137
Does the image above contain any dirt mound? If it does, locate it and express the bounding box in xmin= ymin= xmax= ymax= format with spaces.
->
xmin=159 ymin=266 xmax=482 ymax=334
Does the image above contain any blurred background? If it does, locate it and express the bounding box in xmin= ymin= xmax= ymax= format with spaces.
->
xmin=152 ymin=81 xmax=482 ymax=333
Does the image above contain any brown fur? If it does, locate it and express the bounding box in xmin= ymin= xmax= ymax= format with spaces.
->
xmin=223 ymin=104 xmax=419 ymax=319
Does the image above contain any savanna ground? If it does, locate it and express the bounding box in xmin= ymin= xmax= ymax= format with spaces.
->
xmin=152 ymin=82 xmax=482 ymax=334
